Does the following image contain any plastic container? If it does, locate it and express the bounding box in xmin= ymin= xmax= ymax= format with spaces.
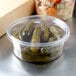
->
xmin=35 ymin=0 xmax=75 ymax=21
xmin=7 ymin=15 xmax=70 ymax=64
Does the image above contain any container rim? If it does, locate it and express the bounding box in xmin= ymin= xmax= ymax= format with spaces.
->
xmin=7 ymin=15 xmax=70 ymax=47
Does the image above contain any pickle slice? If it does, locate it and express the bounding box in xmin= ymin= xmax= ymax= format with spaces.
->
xmin=30 ymin=26 xmax=41 ymax=54
xmin=19 ymin=21 xmax=35 ymax=41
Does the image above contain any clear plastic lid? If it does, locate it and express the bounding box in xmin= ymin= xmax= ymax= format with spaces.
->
xmin=7 ymin=15 xmax=70 ymax=47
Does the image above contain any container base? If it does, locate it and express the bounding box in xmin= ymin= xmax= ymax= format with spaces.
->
xmin=13 ymin=51 xmax=62 ymax=64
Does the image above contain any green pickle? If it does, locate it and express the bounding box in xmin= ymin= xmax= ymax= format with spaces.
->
xmin=19 ymin=21 xmax=35 ymax=41
xmin=30 ymin=26 xmax=41 ymax=54
xmin=49 ymin=26 xmax=62 ymax=39
xmin=41 ymin=24 xmax=50 ymax=42
xmin=49 ymin=37 xmax=56 ymax=42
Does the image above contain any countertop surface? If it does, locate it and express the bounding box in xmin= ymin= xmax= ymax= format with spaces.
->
xmin=0 ymin=18 xmax=76 ymax=76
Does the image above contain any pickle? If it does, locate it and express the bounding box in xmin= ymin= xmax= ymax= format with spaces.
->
xmin=19 ymin=21 xmax=35 ymax=41
xmin=41 ymin=25 xmax=50 ymax=42
xmin=21 ymin=49 xmax=50 ymax=63
xmin=49 ymin=26 xmax=61 ymax=39
xmin=21 ymin=45 xmax=63 ymax=63
xmin=30 ymin=26 xmax=41 ymax=54
xmin=53 ymin=26 xmax=64 ymax=38
xmin=49 ymin=37 xmax=56 ymax=42
xmin=40 ymin=36 xmax=56 ymax=56
xmin=21 ymin=50 xmax=31 ymax=61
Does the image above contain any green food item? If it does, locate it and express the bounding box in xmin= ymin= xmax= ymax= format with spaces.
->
xmin=40 ymin=37 xmax=56 ymax=55
xmin=30 ymin=26 xmax=41 ymax=54
xmin=40 ymin=48 xmax=51 ymax=56
xmin=41 ymin=24 xmax=50 ymax=42
xmin=49 ymin=37 xmax=56 ymax=42
xmin=21 ymin=50 xmax=51 ymax=63
xmin=19 ymin=21 xmax=35 ymax=41
xmin=49 ymin=26 xmax=62 ymax=39
xmin=54 ymin=25 xmax=64 ymax=37
xmin=21 ymin=46 xmax=63 ymax=63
